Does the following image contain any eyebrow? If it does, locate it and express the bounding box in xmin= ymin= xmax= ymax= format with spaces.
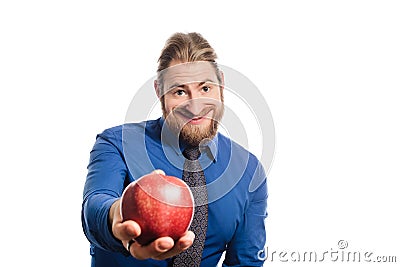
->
xmin=168 ymin=79 xmax=216 ymax=91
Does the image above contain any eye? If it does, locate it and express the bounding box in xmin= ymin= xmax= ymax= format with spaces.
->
xmin=175 ymin=89 xmax=186 ymax=96
xmin=202 ymin=85 xmax=211 ymax=93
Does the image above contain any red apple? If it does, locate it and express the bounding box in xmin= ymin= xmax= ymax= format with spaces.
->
xmin=120 ymin=172 xmax=194 ymax=245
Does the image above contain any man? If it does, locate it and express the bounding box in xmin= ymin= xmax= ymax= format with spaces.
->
xmin=82 ymin=32 xmax=268 ymax=267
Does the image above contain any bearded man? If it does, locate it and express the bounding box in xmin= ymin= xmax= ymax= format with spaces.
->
xmin=82 ymin=32 xmax=268 ymax=267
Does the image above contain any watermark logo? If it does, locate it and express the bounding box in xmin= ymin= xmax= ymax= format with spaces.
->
xmin=258 ymin=240 xmax=397 ymax=263
xmin=337 ymin=239 xmax=348 ymax=250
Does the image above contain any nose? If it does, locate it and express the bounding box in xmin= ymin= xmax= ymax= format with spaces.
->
xmin=184 ymin=97 xmax=205 ymax=116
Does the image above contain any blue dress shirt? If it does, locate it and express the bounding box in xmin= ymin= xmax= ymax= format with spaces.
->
xmin=82 ymin=118 xmax=268 ymax=267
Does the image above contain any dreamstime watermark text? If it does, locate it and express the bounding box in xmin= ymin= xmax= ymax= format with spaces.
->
xmin=258 ymin=240 xmax=397 ymax=263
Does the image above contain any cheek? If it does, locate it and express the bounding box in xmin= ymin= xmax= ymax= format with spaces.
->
xmin=164 ymin=103 xmax=172 ymax=114
xmin=162 ymin=98 xmax=173 ymax=113
xmin=164 ymin=98 xmax=184 ymax=113
xmin=210 ymin=89 xmax=222 ymax=102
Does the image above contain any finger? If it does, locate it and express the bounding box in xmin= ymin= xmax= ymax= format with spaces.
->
xmin=152 ymin=231 xmax=195 ymax=260
xmin=113 ymin=220 xmax=141 ymax=241
xmin=152 ymin=169 xmax=165 ymax=175
xmin=130 ymin=237 xmax=174 ymax=260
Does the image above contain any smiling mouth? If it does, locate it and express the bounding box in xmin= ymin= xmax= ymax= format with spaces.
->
xmin=191 ymin=116 xmax=203 ymax=121
xmin=188 ymin=116 xmax=207 ymax=125
xmin=178 ymin=113 xmax=208 ymax=124
xmin=175 ymin=108 xmax=214 ymax=124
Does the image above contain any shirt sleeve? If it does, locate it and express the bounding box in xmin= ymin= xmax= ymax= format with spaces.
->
xmin=223 ymin=162 xmax=268 ymax=267
xmin=81 ymin=129 xmax=129 ymax=254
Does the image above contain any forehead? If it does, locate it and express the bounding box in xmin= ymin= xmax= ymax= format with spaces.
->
xmin=161 ymin=61 xmax=219 ymax=89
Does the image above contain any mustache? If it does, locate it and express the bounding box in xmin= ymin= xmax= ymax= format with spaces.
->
xmin=173 ymin=105 xmax=216 ymax=119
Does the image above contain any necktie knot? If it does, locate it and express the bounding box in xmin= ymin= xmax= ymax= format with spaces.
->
xmin=183 ymin=146 xmax=201 ymax=160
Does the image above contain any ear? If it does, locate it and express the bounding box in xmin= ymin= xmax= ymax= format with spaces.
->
xmin=154 ymin=80 xmax=161 ymax=98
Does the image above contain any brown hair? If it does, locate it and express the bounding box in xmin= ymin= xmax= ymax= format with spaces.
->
xmin=157 ymin=32 xmax=218 ymax=72
xmin=156 ymin=32 xmax=222 ymax=86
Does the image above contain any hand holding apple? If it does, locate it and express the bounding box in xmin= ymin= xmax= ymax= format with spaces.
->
xmin=109 ymin=170 xmax=195 ymax=260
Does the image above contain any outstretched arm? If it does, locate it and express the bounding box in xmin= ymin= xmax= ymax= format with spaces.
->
xmin=81 ymin=130 xmax=194 ymax=260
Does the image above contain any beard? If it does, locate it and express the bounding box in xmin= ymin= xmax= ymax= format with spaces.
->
xmin=162 ymin=98 xmax=224 ymax=147
xmin=179 ymin=117 xmax=220 ymax=147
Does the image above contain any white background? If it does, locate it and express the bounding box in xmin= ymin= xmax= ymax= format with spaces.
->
xmin=1 ymin=1 xmax=399 ymax=266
